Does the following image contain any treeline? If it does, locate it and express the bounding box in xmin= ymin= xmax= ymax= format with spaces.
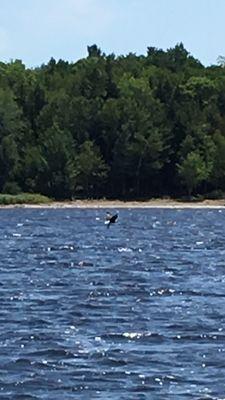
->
xmin=1 ymin=43 xmax=225 ymax=200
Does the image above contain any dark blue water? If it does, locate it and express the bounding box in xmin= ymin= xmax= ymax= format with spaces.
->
xmin=1 ymin=208 xmax=225 ymax=399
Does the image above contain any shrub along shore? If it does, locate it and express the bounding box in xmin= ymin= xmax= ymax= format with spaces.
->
xmin=0 ymin=193 xmax=52 ymax=205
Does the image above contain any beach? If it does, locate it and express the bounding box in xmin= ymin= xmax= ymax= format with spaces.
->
xmin=3 ymin=198 xmax=225 ymax=208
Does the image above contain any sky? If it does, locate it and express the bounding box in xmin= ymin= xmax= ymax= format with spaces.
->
xmin=0 ymin=0 xmax=224 ymax=67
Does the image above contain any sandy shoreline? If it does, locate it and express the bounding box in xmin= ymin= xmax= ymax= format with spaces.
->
xmin=2 ymin=199 xmax=225 ymax=209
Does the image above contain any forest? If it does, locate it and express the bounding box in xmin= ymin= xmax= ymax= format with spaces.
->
xmin=0 ymin=43 xmax=225 ymax=200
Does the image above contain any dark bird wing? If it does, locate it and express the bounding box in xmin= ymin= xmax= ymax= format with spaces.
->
xmin=110 ymin=214 xmax=118 ymax=223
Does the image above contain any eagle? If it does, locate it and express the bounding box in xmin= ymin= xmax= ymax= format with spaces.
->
xmin=105 ymin=212 xmax=118 ymax=228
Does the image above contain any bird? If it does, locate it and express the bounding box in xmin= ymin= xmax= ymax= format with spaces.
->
xmin=105 ymin=212 xmax=118 ymax=228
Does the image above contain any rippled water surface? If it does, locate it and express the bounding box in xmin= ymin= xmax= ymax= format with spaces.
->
xmin=1 ymin=207 xmax=225 ymax=399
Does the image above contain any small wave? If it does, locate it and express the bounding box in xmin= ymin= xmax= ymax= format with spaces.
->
xmin=118 ymin=247 xmax=133 ymax=253
xmin=78 ymin=260 xmax=94 ymax=267
xmin=13 ymin=396 xmax=39 ymax=400
xmin=4 ymin=358 xmax=32 ymax=370
xmin=26 ymin=348 xmax=75 ymax=359
xmin=59 ymin=245 xmax=75 ymax=251
xmin=101 ymin=331 xmax=164 ymax=343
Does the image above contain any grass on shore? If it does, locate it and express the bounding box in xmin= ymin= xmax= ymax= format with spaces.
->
xmin=0 ymin=193 xmax=52 ymax=205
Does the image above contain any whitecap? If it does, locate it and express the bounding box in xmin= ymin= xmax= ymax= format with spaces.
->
xmin=152 ymin=222 xmax=161 ymax=228
xmin=118 ymin=247 xmax=132 ymax=253
xmin=60 ymin=245 xmax=74 ymax=251
xmin=122 ymin=332 xmax=142 ymax=339
xmin=166 ymin=375 xmax=175 ymax=380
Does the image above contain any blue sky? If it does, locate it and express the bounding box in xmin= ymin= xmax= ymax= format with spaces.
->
xmin=0 ymin=0 xmax=224 ymax=67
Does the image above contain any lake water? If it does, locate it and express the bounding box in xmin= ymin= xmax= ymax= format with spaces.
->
xmin=0 ymin=207 xmax=225 ymax=399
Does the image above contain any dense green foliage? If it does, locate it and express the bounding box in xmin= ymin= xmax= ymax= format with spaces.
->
xmin=1 ymin=43 xmax=225 ymax=199
xmin=0 ymin=193 xmax=51 ymax=205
